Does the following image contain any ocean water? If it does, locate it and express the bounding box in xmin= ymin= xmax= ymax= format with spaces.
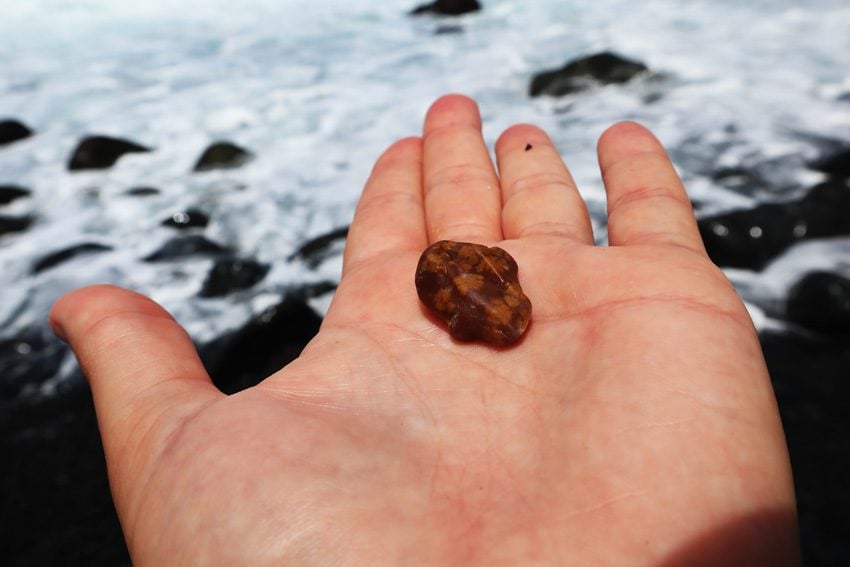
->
xmin=1 ymin=0 xmax=849 ymax=390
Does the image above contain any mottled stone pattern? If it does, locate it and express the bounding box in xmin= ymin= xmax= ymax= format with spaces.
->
xmin=415 ymin=240 xmax=532 ymax=346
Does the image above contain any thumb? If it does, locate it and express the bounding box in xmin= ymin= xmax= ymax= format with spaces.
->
xmin=49 ymin=285 xmax=221 ymax=504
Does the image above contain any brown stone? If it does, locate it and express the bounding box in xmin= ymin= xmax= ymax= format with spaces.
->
xmin=415 ymin=240 xmax=532 ymax=346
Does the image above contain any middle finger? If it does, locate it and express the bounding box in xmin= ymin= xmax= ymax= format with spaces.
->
xmin=422 ymin=94 xmax=503 ymax=244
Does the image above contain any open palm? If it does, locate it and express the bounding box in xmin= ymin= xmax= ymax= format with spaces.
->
xmin=51 ymin=95 xmax=798 ymax=565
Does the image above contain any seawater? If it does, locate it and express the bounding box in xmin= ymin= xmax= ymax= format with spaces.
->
xmin=1 ymin=0 xmax=849 ymax=385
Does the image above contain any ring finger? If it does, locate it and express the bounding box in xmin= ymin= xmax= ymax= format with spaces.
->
xmin=495 ymin=124 xmax=593 ymax=244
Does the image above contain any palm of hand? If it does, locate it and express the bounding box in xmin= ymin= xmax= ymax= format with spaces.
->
xmin=51 ymin=96 xmax=798 ymax=565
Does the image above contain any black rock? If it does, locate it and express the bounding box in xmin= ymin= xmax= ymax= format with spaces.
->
xmin=199 ymin=282 xmax=335 ymax=393
xmin=143 ymin=235 xmax=231 ymax=262
xmin=199 ymin=257 xmax=270 ymax=298
xmin=32 ymin=243 xmax=112 ymax=274
xmin=68 ymin=135 xmax=151 ymax=171
xmin=786 ymin=272 xmax=850 ymax=335
xmin=760 ymin=330 xmax=850 ymax=564
xmin=125 ymin=186 xmax=161 ymax=197
xmin=698 ymin=202 xmax=804 ymax=270
xmin=193 ymin=141 xmax=253 ymax=172
xmin=810 ymin=147 xmax=850 ymax=179
xmin=0 ymin=328 xmax=69 ymax=399
xmin=288 ymin=226 xmax=349 ymax=269
xmin=0 ymin=119 xmax=33 ymax=146
xmin=802 ymin=179 xmax=850 ymax=235
xmin=411 ymin=0 xmax=481 ymax=16
xmin=435 ymin=24 xmax=464 ymax=34
xmin=0 ymin=214 xmax=34 ymax=237
xmin=529 ymin=52 xmax=649 ymax=97
xmin=1 ymin=374 xmax=130 ymax=564
xmin=710 ymin=166 xmax=767 ymax=193
xmin=0 ymin=185 xmax=31 ymax=205
xmin=161 ymin=208 xmax=210 ymax=230
xmin=698 ymin=179 xmax=850 ymax=270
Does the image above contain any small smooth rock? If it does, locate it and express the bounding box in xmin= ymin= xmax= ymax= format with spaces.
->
xmin=529 ymin=51 xmax=649 ymax=97
xmin=68 ymin=135 xmax=151 ymax=170
xmin=288 ymin=226 xmax=349 ymax=268
xmin=0 ymin=185 xmax=31 ymax=205
xmin=199 ymin=282 xmax=335 ymax=393
xmin=32 ymin=243 xmax=112 ymax=274
xmin=125 ymin=186 xmax=161 ymax=197
xmin=410 ymin=0 xmax=481 ymax=16
xmin=415 ymin=240 xmax=532 ymax=346
xmin=0 ymin=214 xmax=35 ymax=237
xmin=199 ymin=257 xmax=270 ymax=297
xmin=193 ymin=141 xmax=253 ymax=172
xmin=0 ymin=119 xmax=33 ymax=146
xmin=143 ymin=235 xmax=230 ymax=262
xmin=161 ymin=208 xmax=210 ymax=230
xmin=786 ymin=272 xmax=850 ymax=335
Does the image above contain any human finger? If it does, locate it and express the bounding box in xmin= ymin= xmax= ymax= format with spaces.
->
xmin=495 ymin=124 xmax=593 ymax=243
xmin=342 ymin=137 xmax=427 ymax=275
xmin=598 ymin=121 xmax=705 ymax=253
xmin=49 ymin=285 xmax=221 ymax=471
xmin=422 ymin=94 xmax=503 ymax=243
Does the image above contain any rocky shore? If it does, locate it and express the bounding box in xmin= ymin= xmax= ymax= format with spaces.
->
xmin=2 ymin=43 xmax=850 ymax=564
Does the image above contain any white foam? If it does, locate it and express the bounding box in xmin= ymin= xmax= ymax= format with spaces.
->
xmin=1 ymin=0 xmax=849 ymax=381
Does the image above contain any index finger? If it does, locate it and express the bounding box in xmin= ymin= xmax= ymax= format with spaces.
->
xmin=342 ymin=136 xmax=428 ymax=275
xmin=598 ymin=121 xmax=706 ymax=254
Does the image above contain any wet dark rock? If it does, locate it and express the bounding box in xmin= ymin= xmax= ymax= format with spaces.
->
xmin=529 ymin=51 xmax=649 ymax=97
xmin=288 ymin=226 xmax=349 ymax=269
xmin=143 ymin=235 xmax=231 ymax=262
xmin=193 ymin=141 xmax=253 ymax=172
xmin=31 ymin=243 xmax=112 ymax=274
xmin=0 ymin=119 xmax=33 ymax=146
xmin=199 ymin=257 xmax=270 ymax=298
xmin=411 ymin=0 xmax=481 ymax=16
xmin=699 ymin=203 xmax=802 ymax=270
xmin=68 ymin=135 xmax=151 ymax=171
xmin=0 ymin=185 xmax=31 ymax=205
xmin=0 ymin=328 xmax=68 ymax=399
xmin=786 ymin=272 xmax=850 ymax=335
xmin=698 ymin=179 xmax=850 ymax=270
xmin=641 ymin=91 xmax=664 ymax=105
xmin=1 ymin=370 xmax=129 ymax=564
xmin=710 ymin=166 xmax=767 ymax=193
xmin=760 ymin=330 xmax=850 ymax=564
xmin=125 ymin=186 xmax=161 ymax=197
xmin=161 ymin=208 xmax=210 ymax=230
xmin=0 ymin=214 xmax=35 ymax=237
xmin=435 ymin=24 xmax=464 ymax=34
xmin=199 ymin=282 xmax=335 ymax=393
xmin=810 ymin=147 xmax=850 ymax=179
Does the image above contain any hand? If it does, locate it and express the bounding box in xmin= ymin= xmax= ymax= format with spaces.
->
xmin=50 ymin=95 xmax=799 ymax=565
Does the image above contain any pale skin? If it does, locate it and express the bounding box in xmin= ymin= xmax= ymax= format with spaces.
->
xmin=50 ymin=95 xmax=799 ymax=565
